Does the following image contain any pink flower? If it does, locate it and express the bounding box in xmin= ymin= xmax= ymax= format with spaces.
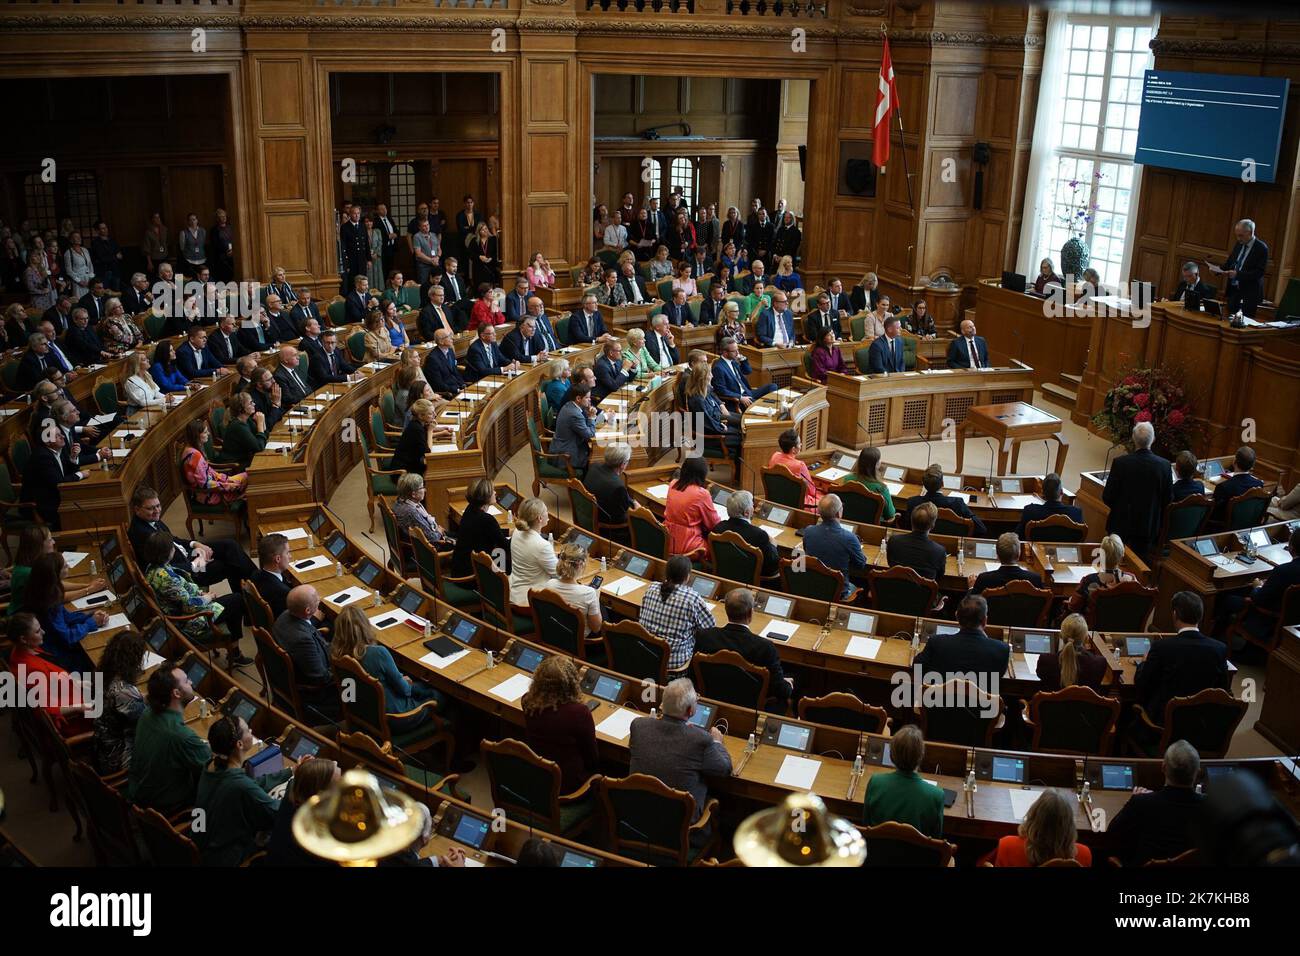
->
xmin=1133 ymin=392 xmax=1150 ymax=408
xmin=1123 ymin=376 xmax=1140 ymax=387
xmin=1135 ymin=410 xmax=1152 ymax=423
xmin=1167 ymin=409 xmax=1185 ymax=427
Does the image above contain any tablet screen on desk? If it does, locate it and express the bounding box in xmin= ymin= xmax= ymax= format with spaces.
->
xmin=762 ymin=595 xmax=793 ymax=619
xmin=835 ymin=453 xmax=857 ymax=471
xmin=766 ymin=506 xmax=791 ymax=526
xmin=686 ymin=703 xmax=715 ymax=729
xmin=453 ymin=814 xmax=491 ymax=849
xmin=883 ymin=466 xmax=905 ymax=481
xmin=1100 ymin=764 xmax=1134 ymax=790
xmin=845 ymin=612 xmax=876 ymax=634
xmin=325 ymin=532 xmax=347 ymax=557
xmin=560 ymin=850 xmax=599 ymax=868
xmin=590 ymin=674 xmax=624 ymax=702
xmin=932 ymin=623 xmax=960 ymax=638
xmin=282 ymin=732 xmax=320 ymax=762
xmin=513 ymin=646 xmax=545 ymax=673
xmin=497 ymin=490 xmax=519 ymax=512
xmin=225 ymin=695 xmax=259 ymax=725
xmin=1022 ymin=633 xmax=1053 ymax=654
xmin=101 ymin=533 xmax=120 ymax=561
xmin=146 ymin=622 xmax=169 ymax=652
xmin=776 ymin=723 xmax=812 ymax=752
xmin=1124 ymin=637 xmax=1151 ymax=657
xmin=942 ymin=474 xmax=962 ymax=491
xmin=1194 ymin=538 xmax=1219 ymax=557
xmin=972 ymin=541 xmax=997 ymax=560
xmin=1054 ymin=546 xmax=1081 ymax=564
xmin=447 ymin=616 xmax=478 ymax=643
xmin=308 ymin=510 xmax=328 ymax=534
xmin=109 ymin=557 xmax=129 ymax=589
xmin=623 ymin=555 xmax=650 ymax=577
xmin=991 ymin=756 xmax=1025 ymax=783
xmin=1202 ymin=460 xmax=1225 ymax=479
xmin=355 ymin=559 xmax=382 ymax=585
xmin=1248 ymin=529 xmax=1272 ymax=549
xmin=711 ymin=487 xmax=731 ymax=506
xmin=567 ymin=531 xmax=594 ymax=553
xmin=880 ymin=742 xmax=894 ymax=768
xmin=182 ymin=658 xmax=209 ymax=688
xmin=689 ymin=576 xmax=719 ymax=599
xmin=395 ymin=587 xmax=424 ymax=614
xmin=999 ymin=478 xmax=1023 ymax=494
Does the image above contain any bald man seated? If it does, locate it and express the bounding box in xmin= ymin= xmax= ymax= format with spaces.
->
xmin=271 ymin=585 xmax=340 ymax=721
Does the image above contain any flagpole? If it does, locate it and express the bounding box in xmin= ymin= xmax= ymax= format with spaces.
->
xmin=881 ymin=22 xmax=915 ymax=216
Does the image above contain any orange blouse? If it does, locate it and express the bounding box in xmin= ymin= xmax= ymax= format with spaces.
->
xmin=664 ymin=483 xmax=720 ymax=556
xmin=768 ymin=450 xmax=818 ymax=507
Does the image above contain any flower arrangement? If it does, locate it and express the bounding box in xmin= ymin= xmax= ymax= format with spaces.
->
xmin=1091 ymin=366 xmax=1202 ymax=457
xmin=1057 ymin=170 xmax=1103 ymax=239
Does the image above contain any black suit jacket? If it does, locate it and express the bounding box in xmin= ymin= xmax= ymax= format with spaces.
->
xmin=1223 ymin=238 xmax=1268 ymax=313
xmin=695 ymin=622 xmax=791 ymax=704
xmin=250 ymin=388 xmax=284 ymax=430
xmin=418 ymin=304 xmax=455 ymax=343
xmin=643 ymin=329 xmax=679 ymax=366
xmin=121 ymin=287 xmax=152 ymax=316
xmin=439 ymin=273 xmax=466 ymax=306
xmin=251 ymin=569 xmax=292 ymax=622
xmin=208 ymin=329 xmax=247 ymax=365
xmin=503 ymin=291 xmax=531 ymax=325
xmin=289 ymin=302 xmax=322 ymax=330
xmin=16 ymin=350 xmax=55 ymax=391
xmin=712 ymin=516 xmax=779 ymax=578
xmin=387 ymin=419 xmax=429 ymax=475
xmin=64 ymin=325 xmax=105 ymax=367
xmin=340 ymin=220 xmax=369 ymax=272
xmin=501 ymin=326 xmax=546 ymax=364
xmin=593 ymin=355 xmax=634 ymax=401
xmin=850 ymin=285 xmax=880 ymax=316
xmin=617 ymin=275 xmax=650 ymax=305
xmin=661 ymin=301 xmax=691 ymax=327
xmin=970 ymin=564 xmax=1043 ymax=594
xmin=267 ymin=312 xmax=299 ymax=344
xmin=946 ymin=335 xmax=990 ymax=369
xmin=803 ymin=310 xmax=841 ymax=343
xmin=697 ymin=296 xmax=726 ymax=326
xmin=78 ymin=292 xmax=105 ymax=324
xmin=914 ymin=627 xmax=1010 ymax=686
xmin=582 ymin=462 xmax=633 ymax=526
xmin=237 ymin=320 xmax=274 ymax=354
xmin=565 ymin=310 xmax=606 ymax=345
xmin=1105 ymin=786 xmax=1205 ymax=866
xmin=128 ymin=515 xmax=195 ymax=574
xmin=343 ymin=292 xmax=373 ymax=326
xmin=464 ymin=340 xmax=509 ymax=381
xmin=423 ymin=347 xmax=465 ymax=396
xmin=886 ymin=531 xmax=948 ymax=581
xmin=310 ymin=347 xmax=354 ymax=388
xmin=1134 ymin=629 xmax=1229 ymax=719
xmin=1103 ymin=448 xmax=1172 ymax=552
xmin=1015 ymin=500 xmax=1085 ymax=537
xmin=22 ymin=446 xmax=78 ymax=529
xmin=906 ymin=490 xmax=987 ymax=537
xmin=273 ymin=364 xmax=313 ymax=406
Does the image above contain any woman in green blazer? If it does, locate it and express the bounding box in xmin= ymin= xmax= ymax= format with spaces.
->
xmin=842 ymin=444 xmax=896 ymax=521
xmin=626 ymin=327 xmax=665 ymax=375
xmin=221 ymin=391 xmax=269 ymax=470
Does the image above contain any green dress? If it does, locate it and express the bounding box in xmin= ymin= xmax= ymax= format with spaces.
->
xmin=195 ymin=764 xmax=293 ymax=867
xmin=863 ymin=769 xmax=945 ymax=837
xmin=221 ymin=417 xmax=269 ymax=470
xmin=7 ymin=564 xmax=32 ymax=615
xmin=843 ymin=473 xmax=896 ymax=519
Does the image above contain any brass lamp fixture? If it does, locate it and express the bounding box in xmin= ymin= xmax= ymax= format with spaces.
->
xmin=733 ymin=791 xmax=866 ymax=867
xmin=292 ymin=768 xmax=424 ymax=867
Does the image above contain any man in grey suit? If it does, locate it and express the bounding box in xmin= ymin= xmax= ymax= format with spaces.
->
xmin=272 ymin=585 xmax=339 ymax=721
xmin=549 ymin=382 xmax=603 ymax=474
xmin=628 ymin=678 xmax=732 ymax=822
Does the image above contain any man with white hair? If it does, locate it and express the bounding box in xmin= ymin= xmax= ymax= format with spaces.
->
xmin=1102 ymin=420 xmax=1172 ymax=560
xmin=1105 ymin=739 xmax=1204 ymax=866
xmin=1218 ymin=218 xmax=1268 ymax=317
xmin=582 ymin=442 xmax=635 ymax=543
xmin=644 ymin=313 xmax=679 ymax=367
xmin=710 ymin=490 xmax=779 ymax=578
xmin=801 ymin=493 xmax=867 ymax=600
xmin=628 ymin=678 xmax=732 ymax=823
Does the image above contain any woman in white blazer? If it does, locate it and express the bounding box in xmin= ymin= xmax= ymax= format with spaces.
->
xmin=508 ymin=497 xmax=557 ymax=607
xmin=123 ymin=350 xmax=166 ymax=410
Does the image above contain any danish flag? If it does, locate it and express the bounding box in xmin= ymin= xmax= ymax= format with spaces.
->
xmin=873 ymin=37 xmax=898 ymax=172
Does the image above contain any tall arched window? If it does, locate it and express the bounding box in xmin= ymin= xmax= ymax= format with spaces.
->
xmin=640 ymin=158 xmax=662 ymax=204
xmin=23 ymin=174 xmax=56 ymax=232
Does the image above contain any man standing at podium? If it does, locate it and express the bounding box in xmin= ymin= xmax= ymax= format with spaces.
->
xmin=1211 ymin=219 xmax=1268 ymax=318
xmin=1102 ymin=421 xmax=1171 ymax=560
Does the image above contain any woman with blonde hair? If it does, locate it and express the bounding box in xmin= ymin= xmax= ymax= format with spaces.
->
xmin=221 ymin=390 xmax=269 ymax=470
xmin=520 ymin=655 xmax=598 ymax=793
xmin=541 ymin=357 xmax=571 ymax=412
xmin=1066 ymin=533 xmax=1135 ymax=616
xmin=509 ymin=497 xmax=557 ymax=606
xmin=1035 ymin=613 xmax=1107 ymax=691
xmin=648 ymin=244 xmax=674 ymax=282
xmin=992 ymin=788 xmax=1092 ymax=866
xmin=771 ymin=254 xmax=801 ymax=294
xmin=542 ymin=542 xmax=602 ymax=634
xmin=99 ymin=297 xmax=143 ymax=351
xmin=470 ymin=220 xmax=500 ymax=288
xmin=526 ymin=251 xmax=556 ymax=290
xmin=626 ymin=327 xmax=663 ymax=375
xmin=391 ymin=363 xmax=422 ymax=420
xmin=851 ymin=270 xmax=880 ymax=315
xmin=122 ymin=349 xmax=166 ymax=411
xmin=363 ymin=309 xmax=397 ymax=363
xmin=329 ymin=605 xmax=443 ymax=729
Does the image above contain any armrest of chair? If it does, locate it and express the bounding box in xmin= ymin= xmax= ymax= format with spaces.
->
xmin=690 ymin=797 xmax=721 ymax=836
xmin=388 ymin=697 xmax=441 ymax=724
xmin=559 ymin=773 xmax=603 ymax=805
xmin=1131 ymin=703 xmax=1162 ymax=732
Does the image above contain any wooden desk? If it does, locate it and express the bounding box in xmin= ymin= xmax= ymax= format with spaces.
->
xmin=737 ymin=386 xmax=828 ymax=496
xmin=956 ymin=402 xmax=1067 ymax=477
xmin=824 ymin=365 xmax=1034 ymax=449
xmin=1258 ymin=625 xmax=1300 ymax=755
xmin=968 ymin=280 xmax=1093 ymax=389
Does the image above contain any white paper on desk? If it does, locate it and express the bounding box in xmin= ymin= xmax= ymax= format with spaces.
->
xmin=364 ymin=362 xmax=385 ymax=371
xmin=602 ymin=577 xmax=645 ymax=597
xmin=325 ymin=587 xmax=366 ymax=607
xmin=923 ymin=778 xmax=942 ymax=788
xmin=928 ymin=368 xmax=954 ymax=374
xmin=1051 ymin=565 xmax=1089 ymax=583
xmin=290 ymin=555 xmax=334 ymax=573
xmin=142 ymin=650 xmax=166 ymax=671
xmin=462 ymin=857 xmax=486 ymax=868
xmin=1213 ymin=559 xmax=1255 ymax=576
xmin=63 ymin=551 xmax=88 ymax=569
xmin=1022 ymin=653 xmax=1040 ymax=673
xmin=88 ymin=413 xmax=116 ymax=427
xmin=107 ymin=447 xmax=131 ymax=458
xmin=776 ymin=389 xmax=801 ymax=400
xmin=747 ymin=405 xmax=776 ymax=417
xmin=420 ymin=648 xmax=471 ymax=670
xmin=1001 ymin=495 xmax=1041 ymax=510
xmin=369 ymin=607 xmax=425 ymax=630
xmin=596 ymin=708 xmax=639 ymax=741
xmin=277 ymin=527 xmax=309 ymax=541
xmin=885 ymin=481 xmax=906 ymax=496
xmin=95 ymin=613 xmax=131 ymax=632
xmin=286 ymin=417 xmax=313 ymax=430
xmin=0 ymin=408 xmax=16 ymax=419
xmin=845 ymin=636 xmax=882 ymax=660
xmin=264 ymin=441 xmax=294 ymax=452
xmin=488 ymin=673 xmax=532 ymax=702
xmin=646 ymin=483 xmax=671 ymax=498
xmin=819 ymin=467 xmax=849 ymax=482
xmin=460 ymin=393 xmax=484 ymax=403
xmin=1008 ymin=788 xmax=1043 ymax=820
xmin=760 ymin=619 xmax=801 ymax=640
xmin=774 ymin=754 xmax=822 ymax=790
xmin=485 ymin=505 xmax=503 ymax=515
xmin=702 ymin=600 xmax=718 ymax=614
xmin=758 ymin=524 xmax=782 ymax=539
xmin=72 ymin=590 xmax=116 ymax=610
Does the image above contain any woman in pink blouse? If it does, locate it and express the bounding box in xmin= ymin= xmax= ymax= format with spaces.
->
xmin=809 ymin=327 xmax=847 ymax=383
xmin=526 ymin=251 xmax=556 ymax=290
xmin=664 ymin=457 xmax=718 ymax=558
xmin=767 ymin=428 xmax=818 ymax=508
xmin=181 ymin=418 xmax=247 ymax=505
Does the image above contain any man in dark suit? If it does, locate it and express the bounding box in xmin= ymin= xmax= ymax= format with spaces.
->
xmin=885 ymin=501 xmax=948 ymax=582
xmin=754 ymin=290 xmax=797 ymax=348
xmin=296 ymin=316 xmax=327 ymax=367
xmin=344 ymin=275 xmax=379 ymax=326
xmin=22 ymin=429 xmax=83 ymax=530
xmin=968 ymin=532 xmax=1043 ymax=593
xmin=238 ymin=308 xmax=276 ymax=354
xmin=1105 ymin=740 xmax=1205 ymax=866
xmin=503 ymin=274 xmax=532 ymax=325
xmin=825 ymin=278 xmax=853 ymax=325
xmin=525 ymin=297 xmax=560 ymax=353
xmin=121 ymin=273 xmax=153 ymax=316
xmin=418 ymin=283 xmax=456 ymax=343
xmin=78 ymin=279 xmax=107 ymax=326
xmin=439 ymin=257 xmax=466 ymax=309
xmin=566 ymin=294 xmax=609 ymax=345
xmin=501 ymin=316 xmax=549 ymax=365
xmin=1135 ymin=591 xmax=1228 ymax=719
xmin=128 ymin=485 xmax=258 ymax=609
xmin=583 ymin=443 xmax=634 ymax=544
xmin=946 ymin=318 xmax=990 ymax=369
xmin=15 ymin=333 xmax=57 ymax=392
xmin=697 ymin=283 xmax=727 ymax=326
xmin=423 ymin=328 xmax=466 ymax=397
xmin=711 ymin=489 xmax=779 ymax=579
xmin=745 ymin=208 xmax=774 ymax=267
xmin=1015 ymin=473 xmax=1084 ymax=537
xmin=464 ymin=323 xmax=515 ymax=382
xmin=593 ymin=338 xmax=637 ymax=402
xmin=661 ymin=288 xmax=692 ymax=328
xmin=867 ymin=316 xmax=907 ymax=373
xmin=264 ymin=294 xmax=299 ymax=343
xmin=208 ymin=316 xmax=248 ymax=365
xmin=1171 ymin=451 xmax=1205 ymax=503
xmin=289 ymin=288 xmax=323 ymax=331
xmin=1219 ymin=218 xmax=1268 ymax=318
xmin=1172 ymin=261 xmax=1215 ymax=307
xmin=252 ymin=533 xmax=294 ymax=622
xmin=176 ymin=327 xmax=223 ymax=379
xmin=1212 ymin=445 xmax=1265 ymax=520
xmin=740 ymin=259 xmax=767 ymax=295
xmin=273 ymin=345 xmax=313 ymax=405
xmin=249 ymin=368 xmax=285 ymax=430
xmin=803 ymin=293 xmax=841 ymax=344
xmin=374 ymin=203 xmax=399 ymax=278
xmin=906 ymin=464 xmax=987 ymax=536
xmin=1215 ymin=526 xmax=1300 ymax=647
xmin=628 ymin=678 xmax=732 ymax=822
xmin=63 ymin=308 xmax=111 ymax=366
xmin=310 ymin=329 xmax=355 ymax=389
xmin=617 ymin=260 xmax=652 ymax=306
xmin=1103 ymin=421 xmax=1172 ymax=559
xmin=912 ymin=594 xmax=1010 ymax=690
xmin=695 ymin=588 xmax=793 ymax=711
xmin=273 ymin=586 xmax=340 ymax=721
xmin=339 ymin=206 xmax=369 ymax=288
xmin=644 ymin=315 xmax=679 ymax=367
xmin=42 ymin=297 xmax=74 ymax=337
xmin=712 ymin=336 xmax=776 ymax=407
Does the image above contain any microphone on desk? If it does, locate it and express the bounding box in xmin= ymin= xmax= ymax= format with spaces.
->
xmin=917 ymin=431 xmax=932 ymax=470
xmin=988 ymin=437 xmax=998 ymax=481
xmin=1100 ymin=439 xmax=1122 ymax=482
